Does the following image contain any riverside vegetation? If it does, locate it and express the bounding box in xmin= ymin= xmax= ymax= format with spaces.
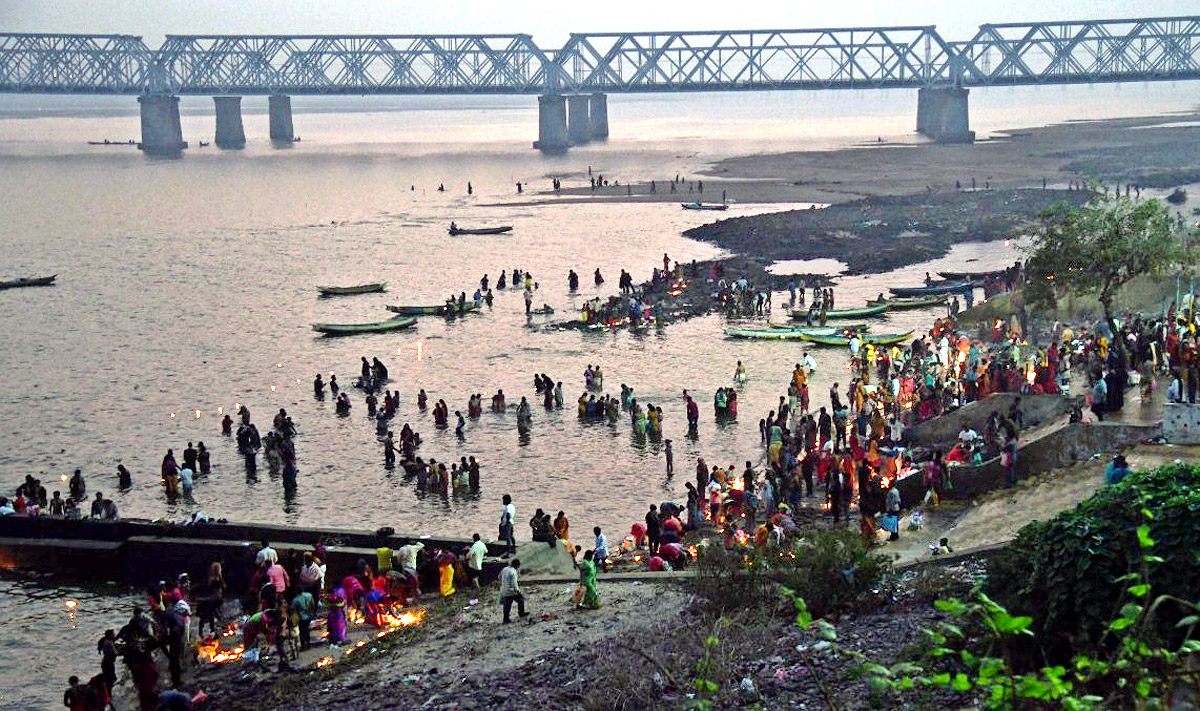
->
xmin=676 ymin=463 xmax=1200 ymax=711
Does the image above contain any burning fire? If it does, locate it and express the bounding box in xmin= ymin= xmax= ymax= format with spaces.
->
xmin=196 ymin=638 xmax=245 ymax=664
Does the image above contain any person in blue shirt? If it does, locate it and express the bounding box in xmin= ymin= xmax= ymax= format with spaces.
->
xmin=1105 ymin=454 xmax=1131 ymax=485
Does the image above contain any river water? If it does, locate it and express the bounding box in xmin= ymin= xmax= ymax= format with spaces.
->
xmin=1 ymin=83 xmax=1197 ymax=710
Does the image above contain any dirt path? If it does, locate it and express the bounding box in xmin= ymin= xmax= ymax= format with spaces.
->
xmin=882 ymin=440 xmax=1193 ymax=569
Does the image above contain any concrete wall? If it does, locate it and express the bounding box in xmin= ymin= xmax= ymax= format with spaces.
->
xmin=941 ymin=421 xmax=1160 ymax=499
xmin=1163 ymin=402 xmax=1200 ymax=444
xmin=0 ymin=516 xmax=508 ymax=589
xmin=905 ymin=393 xmax=1075 ymax=448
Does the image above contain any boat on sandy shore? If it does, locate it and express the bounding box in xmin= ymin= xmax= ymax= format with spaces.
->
xmin=866 ymin=295 xmax=947 ymax=310
xmin=800 ymin=330 xmax=913 ymax=346
xmin=936 ymin=268 xmax=1006 ymax=281
xmin=448 ymin=225 xmax=513 ymax=236
xmin=889 ymin=282 xmax=972 ymax=297
xmin=317 ymin=282 xmax=387 ymax=296
xmin=386 ymin=301 xmax=480 ymax=316
xmin=681 ymin=202 xmax=728 ymax=211
xmin=790 ymin=303 xmax=888 ymax=320
xmin=312 ymin=316 xmax=417 ymax=336
xmin=0 ymin=274 xmax=56 ymax=290
xmin=725 ymin=325 xmax=861 ymax=340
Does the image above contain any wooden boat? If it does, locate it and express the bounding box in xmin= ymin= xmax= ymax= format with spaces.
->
xmin=769 ymin=322 xmax=867 ymax=332
xmin=312 ymin=316 xmax=417 ymax=336
xmin=936 ymin=268 xmax=1005 ymax=281
xmin=790 ymin=303 xmax=888 ymax=320
xmin=725 ymin=325 xmax=861 ymax=340
xmin=866 ymin=295 xmax=947 ymax=310
xmin=800 ymin=330 xmax=914 ymax=347
xmin=317 ymin=282 xmax=387 ymax=296
xmin=681 ymin=202 xmax=728 ymax=211
xmin=0 ymin=274 xmax=56 ymax=290
xmin=889 ymin=282 xmax=972 ymax=297
xmin=386 ymin=301 xmax=480 ymax=316
xmin=448 ymin=225 xmax=513 ymax=236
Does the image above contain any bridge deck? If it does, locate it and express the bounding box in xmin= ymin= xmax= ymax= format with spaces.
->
xmin=0 ymin=16 xmax=1197 ymax=95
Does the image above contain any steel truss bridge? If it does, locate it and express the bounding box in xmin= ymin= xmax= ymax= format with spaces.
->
xmin=2 ymin=16 xmax=1199 ymax=95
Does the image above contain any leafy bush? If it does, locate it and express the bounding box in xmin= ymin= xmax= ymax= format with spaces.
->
xmin=986 ymin=463 xmax=1200 ymax=651
xmin=759 ymin=529 xmax=892 ymax=618
xmin=693 ymin=542 xmax=770 ymax=614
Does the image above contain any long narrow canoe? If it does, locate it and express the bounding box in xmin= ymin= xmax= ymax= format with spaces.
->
xmin=726 ymin=325 xmax=860 ymax=340
xmin=867 ymin=295 xmax=947 ymax=310
xmin=889 ymin=282 xmax=972 ymax=297
xmin=681 ymin=202 xmax=728 ymax=211
xmin=937 ymin=268 xmax=1005 ymax=281
xmin=448 ymin=225 xmax=513 ymax=236
xmin=0 ymin=274 xmax=56 ymax=290
xmin=800 ymin=330 xmax=913 ymax=347
xmin=318 ymin=282 xmax=386 ymax=296
xmin=386 ymin=301 xmax=480 ymax=316
xmin=790 ymin=303 xmax=888 ymax=320
xmin=312 ymin=316 xmax=417 ymax=336
xmin=769 ymin=322 xmax=867 ymax=332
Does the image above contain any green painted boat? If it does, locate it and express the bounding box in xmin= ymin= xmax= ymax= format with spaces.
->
xmin=769 ymin=322 xmax=867 ymax=332
xmin=866 ymin=295 xmax=947 ymax=310
xmin=386 ymin=301 xmax=480 ymax=316
xmin=312 ymin=316 xmax=417 ymax=336
xmin=726 ymin=325 xmax=870 ymax=340
xmin=790 ymin=303 xmax=888 ymax=320
xmin=800 ymin=330 xmax=913 ymax=347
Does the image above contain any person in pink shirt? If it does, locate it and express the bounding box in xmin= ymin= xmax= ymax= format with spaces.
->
xmin=266 ymin=561 xmax=289 ymax=594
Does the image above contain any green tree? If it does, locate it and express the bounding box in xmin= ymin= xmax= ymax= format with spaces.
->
xmin=1026 ymin=192 xmax=1193 ymax=334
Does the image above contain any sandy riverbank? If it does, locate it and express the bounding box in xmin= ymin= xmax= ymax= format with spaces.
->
xmin=493 ymin=112 xmax=1200 ymax=209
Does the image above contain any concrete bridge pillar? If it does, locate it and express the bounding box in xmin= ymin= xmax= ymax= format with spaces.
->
xmin=567 ymin=94 xmax=591 ymax=145
xmin=534 ymin=94 xmax=568 ymax=153
xmin=916 ymin=87 xmax=974 ymax=144
xmin=268 ymin=95 xmax=295 ymax=143
xmin=213 ymin=96 xmax=246 ymax=149
xmin=589 ymin=93 xmax=609 ymax=141
xmin=137 ymin=94 xmax=186 ymax=155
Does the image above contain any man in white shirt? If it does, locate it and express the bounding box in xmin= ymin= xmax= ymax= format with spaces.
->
xmin=499 ymin=495 xmax=516 ymax=555
xmin=255 ymin=541 xmax=278 ymax=568
xmin=396 ymin=542 xmax=425 ymax=575
xmin=467 ymin=533 xmax=488 ymax=590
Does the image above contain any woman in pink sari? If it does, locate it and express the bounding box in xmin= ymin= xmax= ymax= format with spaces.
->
xmin=327 ymin=587 xmax=348 ymax=643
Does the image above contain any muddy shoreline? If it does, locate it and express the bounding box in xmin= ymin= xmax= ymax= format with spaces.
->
xmin=684 ymin=188 xmax=1087 ymax=275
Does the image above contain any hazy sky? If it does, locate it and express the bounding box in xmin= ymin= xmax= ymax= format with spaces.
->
xmin=4 ymin=0 xmax=1197 ymax=46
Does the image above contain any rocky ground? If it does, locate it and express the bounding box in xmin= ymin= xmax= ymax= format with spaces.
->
xmin=683 ymin=188 xmax=1087 ymax=275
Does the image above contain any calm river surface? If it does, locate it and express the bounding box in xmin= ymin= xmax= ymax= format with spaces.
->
xmin=1 ymin=84 xmax=1197 ymax=710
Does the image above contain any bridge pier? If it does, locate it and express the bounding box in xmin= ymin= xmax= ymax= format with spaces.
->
xmin=213 ymin=96 xmax=246 ymax=149
xmin=268 ymin=95 xmax=295 ymax=143
xmin=137 ymin=95 xmax=186 ymax=155
xmin=589 ymin=93 xmax=609 ymax=141
xmin=916 ymin=86 xmax=974 ymax=144
xmin=534 ymin=94 xmax=568 ymax=153
xmin=567 ymin=94 xmax=591 ymax=145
